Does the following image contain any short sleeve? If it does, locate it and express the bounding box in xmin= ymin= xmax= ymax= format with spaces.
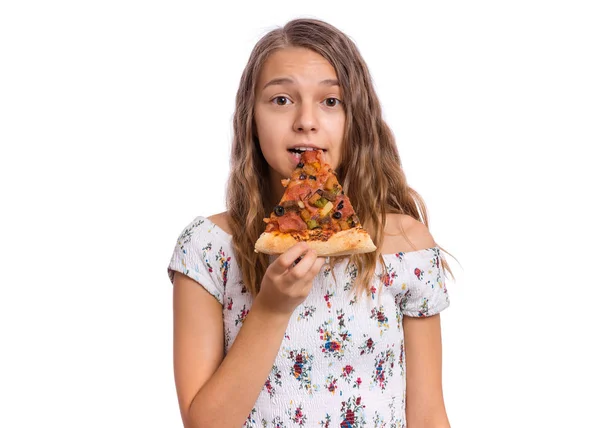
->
xmin=167 ymin=216 xmax=230 ymax=305
xmin=397 ymin=247 xmax=450 ymax=317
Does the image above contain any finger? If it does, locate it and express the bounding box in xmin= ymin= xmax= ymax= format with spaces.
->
xmin=308 ymin=256 xmax=327 ymax=277
xmin=285 ymin=249 xmax=318 ymax=280
xmin=312 ymin=256 xmax=327 ymax=272
xmin=270 ymin=242 xmax=310 ymax=276
xmin=300 ymin=257 xmax=327 ymax=292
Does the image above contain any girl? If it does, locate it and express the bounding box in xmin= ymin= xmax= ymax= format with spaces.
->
xmin=168 ymin=18 xmax=454 ymax=428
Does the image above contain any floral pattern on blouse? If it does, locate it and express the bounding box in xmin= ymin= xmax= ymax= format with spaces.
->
xmin=168 ymin=216 xmax=450 ymax=427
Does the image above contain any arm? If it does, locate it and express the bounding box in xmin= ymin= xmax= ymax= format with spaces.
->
xmin=172 ymin=242 xmax=324 ymax=428
xmin=173 ymin=271 xmax=290 ymax=428
xmin=401 ymin=217 xmax=451 ymax=427
xmin=403 ymin=314 xmax=451 ymax=428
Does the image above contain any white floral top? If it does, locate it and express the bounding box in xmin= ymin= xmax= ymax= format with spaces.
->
xmin=167 ymin=216 xmax=450 ymax=428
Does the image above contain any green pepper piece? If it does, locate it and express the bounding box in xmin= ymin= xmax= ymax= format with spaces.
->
xmin=314 ymin=197 xmax=328 ymax=208
xmin=306 ymin=219 xmax=320 ymax=229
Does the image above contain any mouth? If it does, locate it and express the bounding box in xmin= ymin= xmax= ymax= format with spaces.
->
xmin=287 ymin=147 xmax=327 ymax=163
xmin=287 ymin=147 xmax=327 ymax=154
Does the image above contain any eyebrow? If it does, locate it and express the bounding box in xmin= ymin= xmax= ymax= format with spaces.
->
xmin=262 ymin=77 xmax=339 ymax=90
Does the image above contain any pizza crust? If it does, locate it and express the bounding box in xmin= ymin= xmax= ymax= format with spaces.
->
xmin=255 ymin=227 xmax=376 ymax=256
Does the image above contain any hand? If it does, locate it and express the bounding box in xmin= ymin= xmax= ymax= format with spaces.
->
xmin=254 ymin=242 xmax=326 ymax=318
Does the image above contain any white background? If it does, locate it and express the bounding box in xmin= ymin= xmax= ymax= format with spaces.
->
xmin=1 ymin=1 xmax=599 ymax=426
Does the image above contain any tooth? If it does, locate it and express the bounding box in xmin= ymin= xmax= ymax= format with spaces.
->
xmin=292 ymin=147 xmax=320 ymax=152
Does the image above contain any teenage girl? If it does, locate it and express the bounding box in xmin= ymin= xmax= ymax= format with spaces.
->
xmin=168 ymin=18 xmax=454 ymax=428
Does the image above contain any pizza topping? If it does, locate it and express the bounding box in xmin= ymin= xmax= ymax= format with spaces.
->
xmin=281 ymin=200 xmax=301 ymax=212
xmin=301 ymin=150 xmax=321 ymax=163
xmin=303 ymin=201 xmax=319 ymax=215
xmin=324 ymin=175 xmax=337 ymax=190
xmin=320 ymin=215 xmax=332 ymax=224
xmin=320 ymin=190 xmax=338 ymax=201
xmin=308 ymin=192 xmax=322 ymax=206
xmin=278 ymin=212 xmax=308 ymax=233
xmin=313 ymin=197 xmax=329 ymax=208
xmin=306 ymin=219 xmax=320 ymax=229
xmin=337 ymin=197 xmax=354 ymax=219
xmin=319 ymin=201 xmax=334 ymax=217
xmin=286 ymin=182 xmax=312 ymax=201
xmin=299 ymin=208 xmax=312 ymax=222
xmin=262 ymin=149 xmax=368 ymax=241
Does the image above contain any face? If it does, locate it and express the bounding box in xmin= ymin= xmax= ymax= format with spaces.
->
xmin=253 ymin=47 xmax=345 ymax=201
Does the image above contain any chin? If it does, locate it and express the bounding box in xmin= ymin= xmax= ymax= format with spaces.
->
xmin=268 ymin=164 xmax=289 ymax=182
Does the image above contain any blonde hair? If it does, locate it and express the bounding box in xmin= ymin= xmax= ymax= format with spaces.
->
xmin=226 ymin=18 xmax=456 ymax=299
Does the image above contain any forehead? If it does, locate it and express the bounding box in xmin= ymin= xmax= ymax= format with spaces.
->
xmin=257 ymin=47 xmax=338 ymax=87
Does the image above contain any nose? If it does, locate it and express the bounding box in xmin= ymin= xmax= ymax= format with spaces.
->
xmin=293 ymin=102 xmax=318 ymax=133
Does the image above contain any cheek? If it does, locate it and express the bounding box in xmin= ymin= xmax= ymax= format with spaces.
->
xmin=331 ymin=117 xmax=346 ymax=170
xmin=322 ymin=113 xmax=345 ymax=137
xmin=254 ymin=109 xmax=286 ymax=143
xmin=335 ymin=115 xmax=346 ymax=136
xmin=326 ymin=115 xmax=345 ymax=143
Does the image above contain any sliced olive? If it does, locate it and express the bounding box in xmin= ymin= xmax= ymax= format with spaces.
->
xmin=297 ymin=162 xmax=304 ymax=168
xmin=274 ymin=205 xmax=284 ymax=216
xmin=336 ymin=201 xmax=344 ymax=210
xmin=299 ymin=173 xmax=307 ymax=180
xmin=333 ymin=211 xmax=342 ymax=219
xmin=309 ymin=175 xmax=317 ymax=180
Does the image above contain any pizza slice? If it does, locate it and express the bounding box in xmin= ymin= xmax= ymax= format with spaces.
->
xmin=254 ymin=149 xmax=376 ymax=256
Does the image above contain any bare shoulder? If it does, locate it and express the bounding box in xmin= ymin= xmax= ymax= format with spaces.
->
xmin=381 ymin=213 xmax=436 ymax=253
xmin=404 ymin=215 xmax=437 ymax=249
xmin=207 ymin=211 xmax=233 ymax=235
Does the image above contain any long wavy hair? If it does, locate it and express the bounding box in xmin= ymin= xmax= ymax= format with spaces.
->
xmin=226 ymin=18 xmax=456 ymax=300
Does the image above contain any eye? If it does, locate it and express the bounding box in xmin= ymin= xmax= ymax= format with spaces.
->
xmin=271 ymin=96 xmax=291 ymax=106
xmin=324 ymin=97 xmax=342 ymax=107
